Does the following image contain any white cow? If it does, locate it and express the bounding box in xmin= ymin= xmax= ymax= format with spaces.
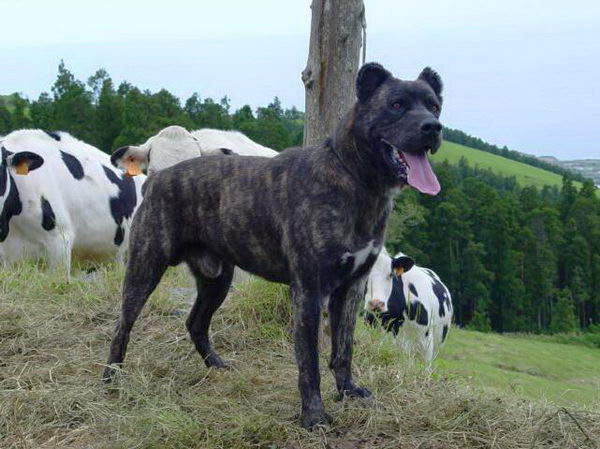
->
xmin=111 ymin=126 xmax=278 ymax=176
xmin=191 ymin=128 xmax=279 ymax=157
xmin=364 ymin=249 xmax=453 ymax=364
xmin=0 ymin=130 xmax=145 ymax=277
xmin=111 ymin=125 xmax=203 ymax=176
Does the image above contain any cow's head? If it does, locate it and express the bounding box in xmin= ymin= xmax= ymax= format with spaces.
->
xmin=365 ymin=250 xmax=394 ymax=313
xmin=391 ymin=251 xmax=415 ymax=277
xmin=0 ymin=146 xmax=44 ymax=211
xmin=353 ymin=63 xmax=443 ymax=195
xmin=111 ymin=125 xmax=202 ymax=176
xmin=365 ymin=250 xmax=416 ymax=314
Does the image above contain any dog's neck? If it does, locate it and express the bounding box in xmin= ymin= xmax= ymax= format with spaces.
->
xmin=329 ymin=108 xmax=395 ymax=195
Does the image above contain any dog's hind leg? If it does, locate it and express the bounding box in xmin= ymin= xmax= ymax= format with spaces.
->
xmin=185 ymin=253 xmax=234 ymax=369
xmin=328 ymin=276 xmax=372 ymax=399
xmin=102 ymin=242 xmax=168 ymax=382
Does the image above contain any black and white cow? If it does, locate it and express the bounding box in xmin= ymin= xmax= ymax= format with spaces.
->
xmin=0 ymin=130 xmax=145 ymax=277
xmin=111 ymin=125 xmax=278 ymax=177
xmin=365 ymin=249 xmax=453 ymax=363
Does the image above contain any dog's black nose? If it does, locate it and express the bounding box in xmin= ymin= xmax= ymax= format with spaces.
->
xmin=420 ymin=119 xmax=442 ymax=136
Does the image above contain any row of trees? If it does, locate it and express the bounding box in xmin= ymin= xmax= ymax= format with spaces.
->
xmin=0 ymin=62 xmax=304 ymax=153
xmin=387 ymin=160 xmax=599 ymax=334
xmin=1 ymin=64 xmax=598 ymax=334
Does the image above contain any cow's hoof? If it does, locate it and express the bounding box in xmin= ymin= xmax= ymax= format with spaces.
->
xmin=340 ymin=382 xmax=372 ymax=399
xmin=301 ymin=408 xmax=333 ymax=430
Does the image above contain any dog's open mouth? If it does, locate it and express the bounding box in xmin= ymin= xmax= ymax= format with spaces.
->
xmin=381 ymin=139 xmax=441 ymax=195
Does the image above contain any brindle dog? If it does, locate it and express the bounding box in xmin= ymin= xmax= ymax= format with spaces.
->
xmin=103 ymin=63 xmax=444 ymax=429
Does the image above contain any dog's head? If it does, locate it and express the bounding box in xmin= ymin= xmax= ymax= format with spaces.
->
xmin=352 ymin=63 xmax=443 ymax=195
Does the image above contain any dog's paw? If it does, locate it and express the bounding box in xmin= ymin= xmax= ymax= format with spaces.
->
xmin=204 ymin=353 xmax=229 ymax=369
xmin=301 ymin=408 xmax=333 ymax=430
xmin=339 ymin=382 xmax=372 ymax=400
xmin=101 ymin=365 xmax=118 ymax=384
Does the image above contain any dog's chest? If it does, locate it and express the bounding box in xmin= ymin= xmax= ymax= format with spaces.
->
xmin=339 ymin=240 xmax=381 ymax=278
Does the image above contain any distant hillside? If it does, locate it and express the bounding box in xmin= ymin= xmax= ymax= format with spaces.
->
xmin=443 ymin=127 xmax=588 ymax=183
xmin=540 ymin=156 xmax=600 ymax=186
xmin=433 ymin=141 xmax=598 ymax=196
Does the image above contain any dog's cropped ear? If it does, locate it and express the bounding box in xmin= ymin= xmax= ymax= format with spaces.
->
xmin=418 ymin=67 xmax=443 ymax=100
xmin=8 ymin=151 xmax=45 ymax=175
xmin=391 ymin=255 xmax=415 ymax=277
xmin=111 ymin=145 xmax=148 ymax=176
xmin=356 ymin=63 xmax=392 ymax=102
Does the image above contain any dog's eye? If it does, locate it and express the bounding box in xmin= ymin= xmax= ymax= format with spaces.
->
xmin=391 ymin=101 xmax=404 ymax=110
xmin=431 ymin=105 xmax=440 ymax=113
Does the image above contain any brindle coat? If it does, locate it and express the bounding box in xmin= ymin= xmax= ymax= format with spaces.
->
xmin=103 ymin=63 xmax=444 ymax=429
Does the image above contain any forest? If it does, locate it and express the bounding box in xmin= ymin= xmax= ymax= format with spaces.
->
xmin=1 ymin=63 xmax=599 ymax=338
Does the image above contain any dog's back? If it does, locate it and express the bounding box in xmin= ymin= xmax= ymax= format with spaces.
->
xmin=136 ymin=149 xmax=315 ymax=283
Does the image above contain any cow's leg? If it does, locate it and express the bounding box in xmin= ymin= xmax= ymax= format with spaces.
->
xmin=115 ymin=243 xmax=126 ymax=266
xmin=185 ymin=253 xmax=233 ymax=368
xmin=102 ymin=241 xmax=168 ymax=382
xmin=423 ymin=328 xmax=435 ymax=367
xmin=46 ymin=228 xmax=73 ymax=282
xmin=290 ymin=283 xmax=331 ymax=429
xmin=328 ymin=276 xmax=372 ymax=399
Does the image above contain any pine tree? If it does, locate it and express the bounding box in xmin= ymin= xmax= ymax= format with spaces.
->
xmin=549 ymin=289 xmax=578 ymax=334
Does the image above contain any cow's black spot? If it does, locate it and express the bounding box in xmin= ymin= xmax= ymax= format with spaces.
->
xmin=442 ymin=325 xmax=449 ymax=342
xmin=0 ymin=148 xmax=8 ymax=196
xmin=424 ymin=268 xmax=451 ymax=317
xmin=409 ymin=283 xmax=418 ymax=297
xmin=408 ymin=300 xmax=429 ymax=326
xmin=44 ymin=130 xmax=61 ymax=141
xmin=425 ymin=330 xmax=429 ymax=337
xmin=0 ymin=174 xmax=22 ymax=242
xmin=102 ymin=165 xmax=137 ymax=246
xmin=0 ymin=166 xmax=6 ymax=196
xmin=40 ymin=196 xmax=56 ymax=231
xmin=60 ymin=151 xmax=84 ymax=180
xmin=378 ymin=275 xmax=408 ymax=335
xmin=114 ymin=225 xmax=124 ymax=246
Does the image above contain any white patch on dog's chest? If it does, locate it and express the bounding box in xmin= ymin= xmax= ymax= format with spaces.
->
xmin=341 ymin=240 xmax=380 ymax=273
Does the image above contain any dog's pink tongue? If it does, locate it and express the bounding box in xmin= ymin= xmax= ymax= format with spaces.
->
xmin=402 ymin=151 xmax=441 ymax=195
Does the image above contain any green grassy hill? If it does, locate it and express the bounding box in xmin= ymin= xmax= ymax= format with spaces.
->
xmin=433 ymin=141 xmax=595 ymax=194
xmin=439 ymin=329 xmax=600 ymax=407
xmin=2 ymin=266 xmax=599 ymax=448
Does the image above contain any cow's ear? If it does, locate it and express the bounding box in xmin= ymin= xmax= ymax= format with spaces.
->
xmin=8 ymin=151 xmax=44 ymax=175
xmin=356 ymin=62 xmax=392 ymax=102
xmin=111 ymin=145 xmax=148 ymax=177
xmin=392 ymin=255 xmax=415 ymax=276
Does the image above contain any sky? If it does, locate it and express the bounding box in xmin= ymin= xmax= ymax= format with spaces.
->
xmin=1 ymin=0 xmax=599 ymax=159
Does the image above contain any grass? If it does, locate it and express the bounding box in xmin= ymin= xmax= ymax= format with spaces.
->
xmin=440 ymin=330 xmax=600 ymax=407
xmin=433 ymin=141 xmax=597 ymax=195
xmin=1 ymin=263 xmax=600 ymax=448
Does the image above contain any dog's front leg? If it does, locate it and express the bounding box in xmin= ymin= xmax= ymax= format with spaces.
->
xmin=328 ymin=276 xmax=372 ymax=399
xmin=290 ymin=284 xmax=332 ymax=429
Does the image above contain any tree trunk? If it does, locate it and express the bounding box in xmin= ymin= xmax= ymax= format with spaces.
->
xmin=302 ymin=0 xmax=365 ymax=148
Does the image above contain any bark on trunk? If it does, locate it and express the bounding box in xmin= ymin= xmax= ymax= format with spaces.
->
xmin=302 ymin=0 xmax=365 ymax=148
